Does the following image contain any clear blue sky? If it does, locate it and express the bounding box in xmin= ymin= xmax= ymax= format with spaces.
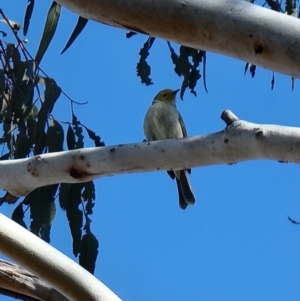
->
xmin=1 ymin=1 xmax=300 ymax=300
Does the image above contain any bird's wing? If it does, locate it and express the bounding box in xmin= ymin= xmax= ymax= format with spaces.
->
xmin=178 ymin=112 xmax=191 ymax=174
xmin=178 ymin=112 xmax=187 ymax=137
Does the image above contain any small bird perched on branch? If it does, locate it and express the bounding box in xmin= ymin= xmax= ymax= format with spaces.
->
xmin=143 ymin=88 xmax=196 ymax=209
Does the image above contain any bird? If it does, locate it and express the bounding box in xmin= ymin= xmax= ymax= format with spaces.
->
xmin=143 ymin=88 xmax=196 ymax=209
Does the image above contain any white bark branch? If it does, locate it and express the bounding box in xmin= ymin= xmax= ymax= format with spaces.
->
xmin=0 ymin=214 xmax=122 ymax=301
xmin=55 ymin=0 xmax=300 ymax=78
xmin=0 ymin=110 xmax=299 ymax=197
xmin=0 ymin=259 xmax=70 ymax=301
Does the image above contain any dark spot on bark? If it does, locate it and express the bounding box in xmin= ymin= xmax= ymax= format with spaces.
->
xmin=254 ymin=41 xmax=263 ymax=54
xmin=86 ymin=163 xmax=90 ymax=168
xmin=70 ymin=168 xmax=81 ymax=179
xmin=255 ymin=130 xmax=263 ymax=140
xmin=248 ymin=34 xmax=253 ymax=38
xmin=80 ymin=154 xmax=85 ymax=160
xmin=31 ymin=169 xmax=38 ymax=177
xmin=110 ymin=148 xmax=116 ymax=153
xmin=224 ymin=138 xmax=229 ymax=144
xmin=161 ymin=149 xmax=165 ymax=153
xmin=147 ymin=142 xmax=150 ymax=145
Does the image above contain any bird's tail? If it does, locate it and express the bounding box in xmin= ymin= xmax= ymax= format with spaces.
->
xmin=175 ymin=170 xmax=196 ymax=209
xmin=176 ymin=178 xmax=188 ymax=209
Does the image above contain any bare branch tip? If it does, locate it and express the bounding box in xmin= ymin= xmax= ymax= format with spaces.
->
xmin=221 ymin=110 xmax=239 ymax=126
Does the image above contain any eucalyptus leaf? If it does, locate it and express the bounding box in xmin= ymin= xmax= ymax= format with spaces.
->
xmin=136 ymin=37 xmax=155 ymax=86
xmin=47 ymin=119 xmax=64 ymax=152
xmin=61 ymin=16 xmax=88 ymax=54
xmin=23 ymin=0 xmax=35 ymax=35
xmin=12 ymin=203 xmax=27 ymax=229
xmin=79 ymin=232 xmax=99 ymax=274
xmin=37 ymin=77 xmax=61 ymax=132
xmin=35 ymin=2 xmax=61 ymax=65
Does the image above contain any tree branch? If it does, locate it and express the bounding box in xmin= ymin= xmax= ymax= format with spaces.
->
xmin=0 ymin=214 xmax=122 ymax=301
xmin=55 ymin=0 xmax=300 ymax=78
xmin=0 ymin=110 xmax=299 ymax=197
xmin=0 ymin=259 xmax=70 ymax=301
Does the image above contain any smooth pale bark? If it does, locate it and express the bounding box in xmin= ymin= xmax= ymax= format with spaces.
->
xmin=55 ymin=0 xmax=300 ymax=78
xmin=0 ymin=110 xmax=299 ymax=197
xmin=0 ymin=259 xmax=70 ymax=301
xmin=0 ymin=214 xmax=122 ymax=301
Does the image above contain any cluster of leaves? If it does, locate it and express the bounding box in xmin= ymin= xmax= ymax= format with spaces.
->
xmin=244 ymin=0 xmax=299 ymax=90
xmin=0 ymin=7 xmax=104 ymax=274
xmin=134 ymin=36 xmax=208 ymax=99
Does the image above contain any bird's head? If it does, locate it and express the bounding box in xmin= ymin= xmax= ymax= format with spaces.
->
xmin=152 ymin=89 xmax=179 ymax=105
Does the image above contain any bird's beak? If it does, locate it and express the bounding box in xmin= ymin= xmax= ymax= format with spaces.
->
xmin=172 ymin=89 xmax=180 ymax=95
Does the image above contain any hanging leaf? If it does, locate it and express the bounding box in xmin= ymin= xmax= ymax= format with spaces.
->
xmin=82 ymin=181 xmax=95 ymax=215
xmin=285 ymin=0 xmax=296 ymax=16
xmin=271 ymin=73 xmax=275 ymax=90
xmin=25 ymin=60 xmax=37 ymax=80
xmin=67 ymin=124 xmax=76 ymax=150
xmin=59 ymin=183 xmax=84 ymax=256
xmin=11 ymin=203 xmax=27 ymax=229
xmin=288 ymin=215 xmax=300 ymax=224
xmin=201 ymin=51 xmax=208 ymax=93
xmin=126 ymin=31 xmax=137 ymax=38
xmin=244 ymin=62 xmax=250 ymax=75
xmin=24 ymin=184 xmax=58 ymax=243
xmin=27 ymin=118 xmax=47 ymax=155
xmin=14 ymin=135 xmax=32 ymax=159
xmin=35 ymin=2 xmax=61 ymax=65
xmin=47 ymin=118 xmax=64 ymax=152
xmin=136 ymin=37 xmax=155 ymax=85
xmin=0 ymin=152 xmax=10 ymax=160
xmin=37 ymin=77 xmax=61 ymax=132
xmin=72 ymin=113 xmax=84 ymax=149
xmin=79 ymin=231 xmax=99 ymax=274
xmin=167 ymin=42 xmax=181 ymax=76
xmin=167 ymin=44 xmax=204 ymax=99
xmin=250 ymin=64 xmax=256 ymax=77
xmin=85 ymin=126 xmax=105 ymax=147
xmin=3 ymin=119 xmax=15 ymax=152
xmin=40 ymin=201 xmax=56 ymax=242
xmin=23 ymin=0 xmax=35 ymax=35
xmin=61 ymin=16 xmax=88 ymax=54
xmin=0 ymin=69 xmax=5 ymax=100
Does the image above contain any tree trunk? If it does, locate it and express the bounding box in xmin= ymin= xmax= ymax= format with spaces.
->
xmin=55 ymin=0 xmax=300 ymax=78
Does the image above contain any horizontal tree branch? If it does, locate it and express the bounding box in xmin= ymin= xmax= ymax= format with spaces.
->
xmin=0 ymin=259 xmax=70 ymax=301
xmin=0 ymin=110 xmax=299 ymax=197
xmin=55 ymin=0 xmax=300 ymax=78
xmin=0 ymin=214 xmax=122 ymax=301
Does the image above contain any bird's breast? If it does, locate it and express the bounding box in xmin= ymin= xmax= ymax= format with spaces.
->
xmin=144 ymin=103 xmax=184 ymax=140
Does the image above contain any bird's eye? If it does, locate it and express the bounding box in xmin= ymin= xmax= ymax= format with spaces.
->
xmin=162 ymin=93 xmax=167 ymax=97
